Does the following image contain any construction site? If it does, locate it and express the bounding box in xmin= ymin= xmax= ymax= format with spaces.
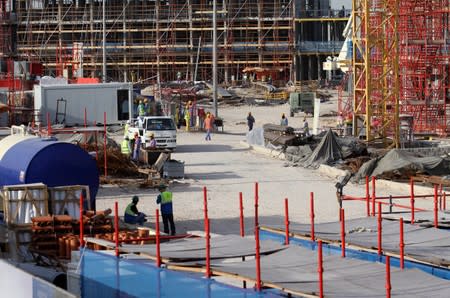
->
xmin=1 ymin=0 xmax=450 ymax=297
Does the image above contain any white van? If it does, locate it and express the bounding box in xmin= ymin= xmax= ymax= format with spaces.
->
xmin=128 ymin=116 xmax=177 ymax=150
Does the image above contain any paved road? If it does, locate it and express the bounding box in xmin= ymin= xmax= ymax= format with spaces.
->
xmin=97 ymin=126 xmax=368 ymax=235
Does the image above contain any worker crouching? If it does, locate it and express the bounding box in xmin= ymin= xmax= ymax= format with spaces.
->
xmin=124 ymin=196 xmax=147 ymax=225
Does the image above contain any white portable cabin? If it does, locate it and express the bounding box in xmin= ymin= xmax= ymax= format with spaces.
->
xmin=34 ymin=82 xmax=133 ymax=125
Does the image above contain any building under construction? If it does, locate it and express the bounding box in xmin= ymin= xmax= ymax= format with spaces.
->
xmin=0 ymin=0 xmax=347 ymax=84
xmin=349 ymin=0 xmax=450 ymax=145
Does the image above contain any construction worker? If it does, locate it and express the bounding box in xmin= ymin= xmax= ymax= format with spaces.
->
xmin=124 ymin=119 xmax=130 ymax=137
xmin=303 ymin=117 xmax=310 ymax=136
xmin=138 ymin=100 xmax=145 ymax=117
xmin=280 ymin=113 xmax=288 ymax=126
xmin=247 ymin=112 xmax=255 ymax=131
xmin=344 ymin=115 xmax=352 ymax=136
xmin=132 ymin=132 xmax=141 ymax=161
xmin=124 ymin=196 xmax=146 ymax=225
xmin=143 ymin=98 xmax=149 ymax=116
xmin=148 ymin=133 xmax=157 ymax=149
xmin=121 ymin=136 xmax=131 ymax=156
xmin=184 ymin=104 xmax=191 ymax=132
xmin=204 ymin=112 xmax=213 ymax=141
xmin=156 ymin=184 xmax=176 ymax=235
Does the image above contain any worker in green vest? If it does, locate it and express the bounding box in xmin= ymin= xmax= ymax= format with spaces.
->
xmin=121 ymin=136 xmax=131 ymax=156
xmin=138 ymin=100 xmax=145 ymax=117
xmin=156 ymin=184 xmax=176 ymax=235
xmin=124 ymin=119 xmax=130 ymax=137
xmin=124 ymin=196 xmax=146 ymax=225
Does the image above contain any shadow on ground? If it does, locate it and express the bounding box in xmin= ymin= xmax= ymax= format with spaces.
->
xmin=176 ymin=144 xmax=249 ymax=153
xmin=186 ymin=171 xmax=241 ymax=180
xmin=164 ymin=215 xmax=299 ymax=236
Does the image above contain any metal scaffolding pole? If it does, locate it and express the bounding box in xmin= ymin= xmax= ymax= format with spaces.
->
xmin=213 ymin=0 xmax=218 ymax=117
xmin=102 ymin=0 xmax=106 ymax=82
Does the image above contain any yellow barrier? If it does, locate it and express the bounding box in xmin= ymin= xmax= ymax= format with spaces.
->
xmin=265 ymin=91 xmax=289 ymax=100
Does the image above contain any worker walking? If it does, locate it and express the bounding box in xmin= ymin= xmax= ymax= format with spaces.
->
xmin=280 ymin=113 xmax=288 ymax=126
xmin=156 ymin=184 xmax=176 ymax=235
xmin=124 ymin=196 xmax=147 ymax=225
xmin=204 ymin=112 xmax=213 ymax=141
xmin=247 ymin=112 xmax=255 ymax=131
xmin=121 ymin=136 xmax=131 ymax=156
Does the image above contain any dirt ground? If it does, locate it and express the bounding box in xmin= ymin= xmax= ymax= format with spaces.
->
xmin=96 ymin=91 xmax=426 ymax=235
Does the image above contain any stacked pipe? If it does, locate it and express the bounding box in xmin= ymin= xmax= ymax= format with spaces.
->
xmin=31 ymin=215 xmax=74 ymax=258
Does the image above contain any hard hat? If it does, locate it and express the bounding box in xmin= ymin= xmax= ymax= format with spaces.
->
xmin=132 ymin=195 xmax=139 ymax=203
xmin=126 ymin=120 xmax=131 ymax=124
xmin=158 ymin=184 xmax=167 ymax=191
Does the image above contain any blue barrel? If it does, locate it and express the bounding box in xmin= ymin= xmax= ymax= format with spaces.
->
xmin=0 ymin=136 xmax=99 ymax=210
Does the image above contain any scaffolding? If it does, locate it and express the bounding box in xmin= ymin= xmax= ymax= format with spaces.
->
xmin=352 ymin=0 xmax=450 ymax=146
xmin=14 ymin=0 xmax=294 ymax=84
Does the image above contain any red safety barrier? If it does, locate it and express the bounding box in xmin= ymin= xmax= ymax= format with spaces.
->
xmin=84 ymin=108 xmax=87 ymax=149
xmin=386 ymin=256 xmax=391 ymax=298
xmin=255 ymin=182 xmax=259 ymax=228
xmin=47 ymin=112 xmax=52 ymax=136
xmin=118 ymin=234 xmax=191 ymax=243
xmin=317 ymin=240 xmax=324 ymax=298
xmin=410 ymin=178 xmax=415 ymax=224
xmin=341 ymin=195 xmax=427 ymax=212
xmin=239 ymin=192 xmax=244 ymax=237
xmin=203 ymin=186 xmax=211 ymax=278
xmin=366 ymin=176 xmax=370 ymax=217
xmin=203 ymin=187 xmax=208 ymax=224
xmin=310 ymin=192 xmax=315 ymax=241
xmin=284 ymin=198 xmax=289 ymax=245
xmin=79 ymin=193 xmax=84 ymax=248
xmin=205 ymin=218 xmax=211 ymax=278
xmin=434 ymin=185 xmax=438 ymax=228
xmin=254 ymin=182 xmax=261 ymax=291
xmin=399 ymin=217 xmax=404 ymax=269
xmin=114 ymin=201 xmax=119 ymax=257
xmin=155 ymin=209 xmax=161 ymax=267
xmin=340 ymin=208 xmax=345 ymax=258
xmin=255 ymin=220 xmax=261 ymax=291
xmin=377 ymin=202 xmax=382 ymax=255
xmin=371 ymin=177 xmax=376 ymax=216
xmin=103 ymin=112 xmax=108 ymax=177
xmin=442 ymin=192 xmax=447 ymax=211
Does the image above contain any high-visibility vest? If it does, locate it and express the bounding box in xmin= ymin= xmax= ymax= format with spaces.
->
xmin=124 ymin=123 xmax=129 ymax=136
xmin=121 ymin=140 xmax=130 ymax=154
xmin=160 ymin=191 xmax=173 ymax=205
xmin=125 ymin=203 xmax=136 ymax=216
xmin=138 ymin=104 xmax=145 ymax=116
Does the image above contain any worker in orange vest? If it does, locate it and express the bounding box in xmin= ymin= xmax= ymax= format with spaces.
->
xmin=204 ymin=112 xmax=213 ymax=141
